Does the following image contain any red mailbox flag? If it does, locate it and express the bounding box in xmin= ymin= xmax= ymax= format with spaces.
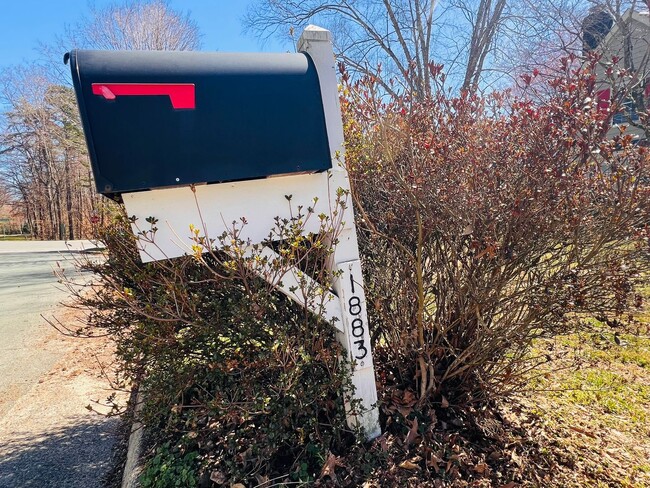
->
xmin=91 ymin=83 xmax=195 ymax=109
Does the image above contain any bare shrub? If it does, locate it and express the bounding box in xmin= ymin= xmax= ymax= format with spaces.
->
xmin=342 ymin=56 xmax=650 ymax=410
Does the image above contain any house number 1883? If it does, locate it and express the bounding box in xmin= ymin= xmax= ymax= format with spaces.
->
xmin=338 ymin=260 xmax=373 ymax=372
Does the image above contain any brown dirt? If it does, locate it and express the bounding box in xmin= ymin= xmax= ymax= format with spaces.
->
xmin=0 ymin=306 xmax=129 ymax=488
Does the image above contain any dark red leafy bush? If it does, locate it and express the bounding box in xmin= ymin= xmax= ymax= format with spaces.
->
xmin=342 ymin=57 xmax=650 ymax=409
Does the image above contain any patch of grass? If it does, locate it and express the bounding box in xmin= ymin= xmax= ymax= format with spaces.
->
xmin=583 ymin=334 xmax=650 ymax=368
xmin=536 ymin=328 xmax=650 ymax=430
xmin=552 ymin=368 xmax=650 ymax=426
xmin=554 ymin=327 xmax=650 ymax=369
xmin=522 ymin=287 xmax=650 ymax=487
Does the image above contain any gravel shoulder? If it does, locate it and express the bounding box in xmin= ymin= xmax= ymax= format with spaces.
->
xmin=0 ymin=307 xmax=128 ymax=488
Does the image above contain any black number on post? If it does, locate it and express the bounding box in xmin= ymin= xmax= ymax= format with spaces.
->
xmin=351 ymin=318 xmax=364 ymax=337
xmin=347 ymin=271 xmax=369 ymax=365
xmin=349 ymin=296 xmax=362 ymax=316
xmin=354 ymin=340 xmax=368 ymax=360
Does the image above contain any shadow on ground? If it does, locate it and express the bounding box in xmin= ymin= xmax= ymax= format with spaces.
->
xmin=0 ymin=417 xmax=121 ymax=488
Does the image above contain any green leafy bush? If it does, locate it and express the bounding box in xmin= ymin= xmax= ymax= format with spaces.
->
xmin=73 ymin=201 xmax=361 ymax=484
xmin=140 ymin=442 xmax=199 ymax=488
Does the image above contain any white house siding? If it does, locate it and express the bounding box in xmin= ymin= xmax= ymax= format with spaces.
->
xmin=593 ymin=10 xmax=649 ymax=141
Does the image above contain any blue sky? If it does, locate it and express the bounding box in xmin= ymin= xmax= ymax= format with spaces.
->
xmin=0 ymin=0 xmax=288 ymax=71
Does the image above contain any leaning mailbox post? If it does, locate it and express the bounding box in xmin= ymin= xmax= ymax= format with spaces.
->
xmin=68 ymin=26 xmax=381 ymax=439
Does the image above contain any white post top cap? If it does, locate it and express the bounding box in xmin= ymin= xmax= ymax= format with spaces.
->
xmin=299 ymin=25 xmax=332 ymax=43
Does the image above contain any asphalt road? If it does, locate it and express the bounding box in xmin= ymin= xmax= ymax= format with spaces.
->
xmin=0 ymin=241 xmax=97 ymax=414
xmin=0 ymin=240 xmax=122 ymax=488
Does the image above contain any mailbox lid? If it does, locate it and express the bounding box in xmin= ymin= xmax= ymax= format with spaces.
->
xmin=69 ymin=50 xmax=332 ymax=195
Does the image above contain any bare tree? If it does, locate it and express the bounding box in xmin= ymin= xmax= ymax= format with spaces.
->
xmin=0 ymin=65 xmax=98 ymax=240
xmin=65 ymin=0 xmax=202 ymax=51
xmin=0 ymin=182 xmax=11 ymax=208
xmin=458 ymin=0 xmax=507 ymax=90
xmin=245 ymin=0 xmax=648 ymax=99
xmin=245 ymin=0 xmax=512 ymax=96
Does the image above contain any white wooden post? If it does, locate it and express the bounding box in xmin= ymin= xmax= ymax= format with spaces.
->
xmin=298 ymin=26 xmax=381 ymax=439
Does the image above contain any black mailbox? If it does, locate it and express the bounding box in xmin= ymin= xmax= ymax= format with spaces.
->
xmin=68 ymin=50 xmax=332 ymax=198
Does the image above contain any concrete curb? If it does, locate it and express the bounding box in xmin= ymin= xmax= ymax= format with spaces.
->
xmin=121 ymin=391 xmax=145 ymax=488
